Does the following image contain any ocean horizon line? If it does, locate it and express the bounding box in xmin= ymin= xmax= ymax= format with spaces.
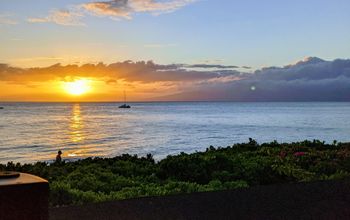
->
xmin=1 ymin=100 xmax=350 ymax=104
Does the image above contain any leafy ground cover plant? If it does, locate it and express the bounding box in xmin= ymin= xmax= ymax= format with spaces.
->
xmin=1 ymin=139 xmax=349 ymax=206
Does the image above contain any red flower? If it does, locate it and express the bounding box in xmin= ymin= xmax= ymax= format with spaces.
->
xmin=279 ymin=151 xmax=287 ymax=159
xmin=294 ymin=152 xmax=305 ymax=156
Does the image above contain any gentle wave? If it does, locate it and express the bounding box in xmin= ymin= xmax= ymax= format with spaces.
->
xmin=0 ymin=102 xmax=350 ymax=164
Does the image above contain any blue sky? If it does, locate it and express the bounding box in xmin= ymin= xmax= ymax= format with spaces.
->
xmin=1 ymin=0 xmax=350 ymax=68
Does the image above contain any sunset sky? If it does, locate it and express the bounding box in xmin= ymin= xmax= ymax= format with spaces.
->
xmin=1 ymin=0 xmax=350 ymax=101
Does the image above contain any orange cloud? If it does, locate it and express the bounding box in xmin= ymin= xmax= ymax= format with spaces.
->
xmin=82 ymin=0 xmax=197 ymax=19
xmin=0 ymin=60 xmax=242 ymax=101
xmin=27 ymin=9 xmax=85 ymax=26
xmin=0 ymin=61 xmax=241 ymax=84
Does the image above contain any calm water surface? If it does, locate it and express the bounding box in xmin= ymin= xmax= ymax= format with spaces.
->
xmin=0 ymin=102 xmax=349 ymax=163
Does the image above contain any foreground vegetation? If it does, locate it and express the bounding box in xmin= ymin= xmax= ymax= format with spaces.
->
xmin=1 ymin=139 xmax=350 ymax=206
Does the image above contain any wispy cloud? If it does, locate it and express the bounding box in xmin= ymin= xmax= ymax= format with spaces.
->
xmin=144 ymin=43 xmax=178 ymax=48
xmin=27 ymin=9 xmax=85 ymax=26
xmin=130 ymin=0 xmax=196 ymax=15
xmin=27 ymin=0 xmax=197 ymax=26
xmin=11 ymin=57 xmax=65 ymax=62
xmin=242 ymin=66 xmax=252 ymax=69
xmin=82 ymin=0 xmax=197 ymax=19
xmin=81 ymin=0 xmax=132 ymax=19
xmin=187 ymin=64 xmax=239 ymax=69
xmin=10 ymin=38 xmax=23 ymax=41
xmin=0 ymin=14 xmax=18 ymax=25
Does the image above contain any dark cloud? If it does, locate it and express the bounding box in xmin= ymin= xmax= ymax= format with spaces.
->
xmin=254 ymin=57 xmax=350 ymax=81
xmin=187 ymin=64 xmax=239 ymax=69
xmin=241 ymin=66 xmax=252 ymax=69
xmin=0 ymin=60 xmax=240 ymax=83
xmin=154 ymin=57 xmax=350 ymax=101
xmin=1 ymin=57 xmax=350 ymax=101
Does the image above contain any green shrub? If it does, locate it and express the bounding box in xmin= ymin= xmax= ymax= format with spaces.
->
xmin=2 ymin=139 xmax=349 ymax=206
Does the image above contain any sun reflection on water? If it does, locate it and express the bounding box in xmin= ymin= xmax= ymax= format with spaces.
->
xmin=65 ymin=104 xmax=88 ymax=158
xmin=64 ymin=103 xmax=105 ymax=159
xmin=70 ymin=104 xmax=85 ymax=143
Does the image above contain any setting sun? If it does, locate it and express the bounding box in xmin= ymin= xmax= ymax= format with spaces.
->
xmin=63 ymin=79 xmax=91 ymax=96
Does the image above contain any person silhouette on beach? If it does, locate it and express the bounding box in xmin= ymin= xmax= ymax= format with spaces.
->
xmin=56 ymin=150 xmax=62 ymax=164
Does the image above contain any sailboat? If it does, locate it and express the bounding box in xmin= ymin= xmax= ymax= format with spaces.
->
xmin=119 ymin=91 xmax=131 ymax=108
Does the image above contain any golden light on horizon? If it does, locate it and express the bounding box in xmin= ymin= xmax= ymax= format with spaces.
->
xmin=63 ymin=79 xmax=92 ymax=96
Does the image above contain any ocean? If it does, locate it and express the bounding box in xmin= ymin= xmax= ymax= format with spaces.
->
xmin=0 ymin=102 xmax=349 ymax=164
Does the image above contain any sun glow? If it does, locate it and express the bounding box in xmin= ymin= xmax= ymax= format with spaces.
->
xmin=63 ymin=79 xmax=91 ymax=96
